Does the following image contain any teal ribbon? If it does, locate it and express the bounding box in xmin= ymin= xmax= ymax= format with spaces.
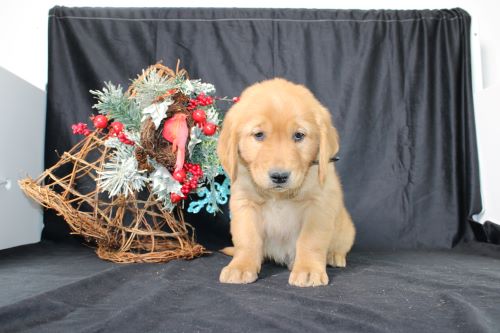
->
xmin=187 ymin=177 xmax=230 ymax=214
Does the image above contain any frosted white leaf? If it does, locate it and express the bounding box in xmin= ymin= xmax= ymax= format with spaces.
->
xmin=141 ymin=99 xmax=173 ymax=129
xmin=195 ymin=82 xmax=216 ymax=95
xmin=151 ymin=166 xmax=182 ymax=195
xmin=205 ymin=105 xmax=220 ymax=125
xmin=188 ymin=126 xmax=203 ymax=158
xmin=151 ymin=166 xmax=183 ymax=211
xmin=179 ymin=80 xmax=194 ymax=95
xmin=182 ymin=79 xmax=216 ymax=96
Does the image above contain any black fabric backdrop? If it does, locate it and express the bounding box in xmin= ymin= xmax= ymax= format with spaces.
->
xmin=2 ymin=7 xmax=499 ymax=333
xmin=45 ymin=6 xmax=482 ymax=250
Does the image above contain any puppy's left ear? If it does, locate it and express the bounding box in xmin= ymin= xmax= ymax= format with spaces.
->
xmin=317 ymin=105 xmax=340 ymax=186
xmin=217 ymin=107 xmax=239 ymax=181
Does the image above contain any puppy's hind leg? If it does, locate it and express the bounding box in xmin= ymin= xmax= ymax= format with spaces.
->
xmin=327 ymin=252 xmax=347 ymax=268
xmin=220 ymin=246 xmax=235 ymax=256
xmin=327 ymin=207 xmax=355 ymax=268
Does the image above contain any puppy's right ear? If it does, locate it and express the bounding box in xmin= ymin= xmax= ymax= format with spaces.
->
xmin=217 ymin=108 xmax=239 ymax=181
xmin=316 ymin=105 xmax=340 ymax=186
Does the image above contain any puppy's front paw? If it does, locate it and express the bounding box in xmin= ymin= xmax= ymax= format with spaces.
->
xmin=289 ymin=268 xmax=328 ymax=287
xmin=220 ymin=264 xmax=258 ymax=284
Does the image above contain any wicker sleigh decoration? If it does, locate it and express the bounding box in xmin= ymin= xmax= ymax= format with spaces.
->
xmin=19 ymin=63 xmax=230 ymax=263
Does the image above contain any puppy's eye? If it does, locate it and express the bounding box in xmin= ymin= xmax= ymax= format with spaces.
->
xmin=253 ymin=131 xmax=265 ymax=141
xmin=293 ymin=132 xmax=305 ymax=142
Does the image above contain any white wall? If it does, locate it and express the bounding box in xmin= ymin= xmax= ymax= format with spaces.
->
xmin=1 ymin=0 xmax=498 ymax=224
xmin=0 ymin=67 xmax=45 ymax=249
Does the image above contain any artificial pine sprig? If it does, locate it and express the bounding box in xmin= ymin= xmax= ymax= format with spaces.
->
xmin=97 ymin=137 xmax=147 ymax=197
xmin=132 ymin=71 xmax=177 ymax=109
xmin=90 ymin=82 xmax=142 ymax=131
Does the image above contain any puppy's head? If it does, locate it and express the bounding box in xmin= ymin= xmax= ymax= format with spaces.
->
xmin=217 ymin=78 xmax=339 ymax=192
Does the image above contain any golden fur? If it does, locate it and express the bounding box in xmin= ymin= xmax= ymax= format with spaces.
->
xmin=217 ymin=78 xmax=355 ymax=287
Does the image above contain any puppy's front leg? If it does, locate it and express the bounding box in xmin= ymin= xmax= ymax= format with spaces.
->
xmin=220 ymin=202 xmax=263 ymax=284
xmin=289 ymin=210 xmax=332 ymax=287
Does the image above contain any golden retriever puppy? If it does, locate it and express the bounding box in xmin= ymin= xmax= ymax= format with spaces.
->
xmin=217 ymin=78 xmax=355 ymax=287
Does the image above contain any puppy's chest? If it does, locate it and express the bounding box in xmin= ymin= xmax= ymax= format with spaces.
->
xmin=260 ymin=200 xmax=304 ymax=268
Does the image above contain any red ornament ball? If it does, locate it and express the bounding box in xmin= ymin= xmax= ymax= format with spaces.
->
xmin=232 ymin=96 xmax=240 ymax=103
xmin=202 ymin=122 xmax=217 ymax=136
xmin=172 ymin=169 xmax=186 ymax=182
xmin=170 ymin=193 xmax=185 ymax=203
xmin=92 ymin=115 xmax=108 ymax=129
xmin=192 ymin=109 xmax=207 ymax=124
xmin=110 ymin=121 xmax=124 ymax=134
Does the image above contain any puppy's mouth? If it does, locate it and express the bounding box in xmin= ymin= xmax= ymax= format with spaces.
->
xmin=270 ymin=184 xmax=288 ymax=192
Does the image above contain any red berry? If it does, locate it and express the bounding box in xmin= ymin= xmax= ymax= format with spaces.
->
xmin=110 ymin=121 xmax=124 ymax=134
xmin=192 ymin=109 xmax=207 ymax=124
xmin=92 ymin=115 xmax=108 ymax=129
xmin=71 ymin=122 xmax=89 ymax=135
xmin=202 ymin=122 xmax=217 ymax=136
xmin=232 ymin=96 xmax=240 ymax=103
xmin=187 ymin=99 xmax=198 ymax=111
xmin=181 ymin=185 xmax=190 ymax=195
xmin=170 ymin=193 xmax=185 ymax=203
xmin=190 ymin=164 xmax=202 ymax=175
xmin=172 ymin=169 xmax=186 ymax=182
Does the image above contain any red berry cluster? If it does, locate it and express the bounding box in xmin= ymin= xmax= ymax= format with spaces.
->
xmin=196 ymin=93 xmax=214 ymax=106
xmin=170 ymin=163 xmax=203 ymax=203
xmin=117 ymin=132 xmax=134 ymax=145
xmin=72 ymin=122 xmax=91 ymax=136
xmin=108 ymin=121 xmax=134 ymax=145
xmin=187 ymin=99 xmax=198 ymax=111
xmin=187 ymin=93 xmax=214 ymax=111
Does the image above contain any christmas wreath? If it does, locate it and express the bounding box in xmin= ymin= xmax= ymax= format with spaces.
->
xmin=75 ymin=63 xmax=231 ymax=213
xmin=19 ymin=63 xmax=235 ymax=263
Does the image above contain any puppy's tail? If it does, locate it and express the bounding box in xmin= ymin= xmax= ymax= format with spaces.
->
xmin=219 ymin=246 xmax=235 ymax=256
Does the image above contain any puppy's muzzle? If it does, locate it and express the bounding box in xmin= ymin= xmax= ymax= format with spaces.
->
xmin=269 ymin=170 xmax=290 ymax=185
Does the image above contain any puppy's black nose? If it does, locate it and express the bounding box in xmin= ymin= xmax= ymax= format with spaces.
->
xmin=269 ymin=170 xmax=290 ymax=184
